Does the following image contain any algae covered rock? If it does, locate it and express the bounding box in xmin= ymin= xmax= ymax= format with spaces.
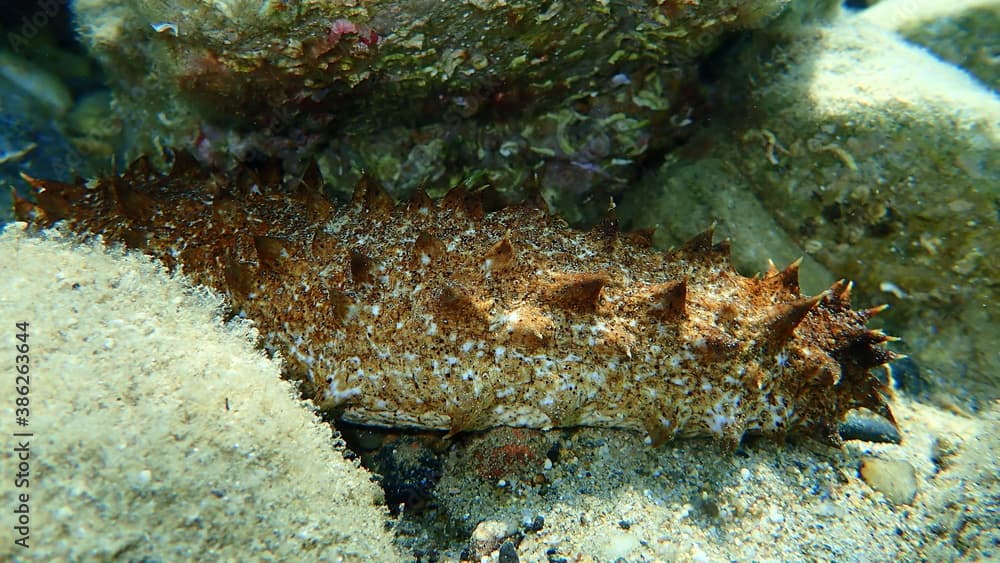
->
xmin=618 ymin=135 xmax=836 ymax=294
xmin=72 ymin=0 xmax=790 ymax=140
xmin=72 ymin=0 xmax=803 ymax=221
xmin=857 ymin=0 xmax=1000 ymax=91
xmin=0 ymin=224 xmax=399 ymax=560
xmin=739 ymin=21 xmax=999 ymax=396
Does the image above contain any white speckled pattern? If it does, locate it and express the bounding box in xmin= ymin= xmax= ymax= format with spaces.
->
xmin=17 ymin=161 xmax=898 ymax=446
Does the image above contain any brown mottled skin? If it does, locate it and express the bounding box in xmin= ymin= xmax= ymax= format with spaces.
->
xmin=14 ymin=154 xmax=898 ymax=447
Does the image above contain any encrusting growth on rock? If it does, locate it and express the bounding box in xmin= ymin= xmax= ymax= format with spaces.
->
xmin=14 ymin=154 xmax=899 ymax=447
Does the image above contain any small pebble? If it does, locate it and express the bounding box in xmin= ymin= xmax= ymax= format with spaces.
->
xmin=524 ymin=514 xmax=545 ymax=532
xmin=134 ymin=469 xmax=151 ymax=487
xmin=814 ymin=502 xmax=841 ymax=518
xmin=498 ymin=540 xmax=519 ymax=563
xmin=930 ymin=436 xmax=958 ymax=471
xmin=860 ymin=457 xmax=918 ymax=505
xmin=470 ymin=520 xmax=512 ymax=557
xmin=598 ymin=532 xmax=640 ymax=560
xmin=838 ymin=410 xmax=902 ymax=444
xmin=768 ymin=506 xmax=785 ymax=524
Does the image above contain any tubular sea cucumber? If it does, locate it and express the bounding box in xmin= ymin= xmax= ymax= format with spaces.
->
xmin=14 ymin=155 xmax=898 ymax=447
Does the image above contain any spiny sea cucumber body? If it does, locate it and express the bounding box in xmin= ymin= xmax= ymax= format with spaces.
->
xmin=15 ymin=156 xmax=897 ymax=446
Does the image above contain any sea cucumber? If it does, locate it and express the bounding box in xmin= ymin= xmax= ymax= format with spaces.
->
xmin=14 ymin=154 xmax=897 ymax=446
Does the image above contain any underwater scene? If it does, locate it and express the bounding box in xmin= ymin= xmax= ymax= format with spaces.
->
xmin=0 ymin=0 xmax=997 ymax=560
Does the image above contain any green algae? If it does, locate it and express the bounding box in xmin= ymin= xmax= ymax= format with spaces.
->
xmin=73 ymin=0 xmax=794 ymax=219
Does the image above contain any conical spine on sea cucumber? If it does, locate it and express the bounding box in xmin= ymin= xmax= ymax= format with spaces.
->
xmin=14 ymin=155 xmax=899 ymax=447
